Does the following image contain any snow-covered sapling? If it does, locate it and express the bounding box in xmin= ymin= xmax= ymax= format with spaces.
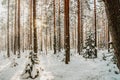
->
xmin=83 ymin=32 xmax=96 ymax=59
xmin=21 ymin=51 xmax=40 ymax=79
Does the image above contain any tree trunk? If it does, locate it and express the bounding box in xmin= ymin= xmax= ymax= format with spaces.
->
xmin=94 ymin=0 xmax=97 ymax=58
xmin=108 ymin=25 xmax=110 ymax=52
xmin=7 ymin=0 xmax=10 ymax=57
xmin=58 ymin=0 xmax=61 ymax=52
xmin=49 ymin=27 xmax=52 ymax=50
xmin=64 ymin=0 xmax=70 ymax=64
xmin=18 ymin=0 xmax=21 ymax=57
xmin=33 ymin=0 xmax=38 ymax=53
xmin=103 ymin=0 xmax=120 ymax=70
xmin=40 ymin=26 xmax=43 ymax=51
xmin=77 ymin=0 xmax=81 ymax=55
xmin=14 ymin=0 xmax=17 ymax=55
xmin=53 ymin=0 xmax=56 ymax=54
xmin=22 ymin=1 xmax=25 ymax=52
xmin=30 ymin=0 xmax=33 ymax=50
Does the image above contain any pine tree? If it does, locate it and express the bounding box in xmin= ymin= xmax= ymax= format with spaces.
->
xmin=94 ymin=0 xmax=97 ymax=58
xmin=83 ymin=31 xmax=96 ymax=59
xmin=7 ymin=0 xmax=10 ymax=57
xmin=103 ymin=0 xmax=120 ymax=70
xmin=17 ymin=0 xmax=21 ymax=58
xmin=21 ymin=52 xmax=40 ymax=79
xmin=64 ymin=0 xmax=70 ymax=64
xmin=33 ymin=0 xmax=38 ymax=53
xmin=53 ymin=0 xmax=57 ymax=54
xmin=77 ymin=0 xmax=81 ymax=55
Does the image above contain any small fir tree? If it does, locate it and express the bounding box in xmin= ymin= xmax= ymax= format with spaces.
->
xmin=83 ymin=32 xmax=96 ymax=59
xmin=21 ymin=52 xmax=40 ymax=79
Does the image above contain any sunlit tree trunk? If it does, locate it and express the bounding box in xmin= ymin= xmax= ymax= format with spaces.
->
xmin=40 ymin=26 xmax=43 ymax=51
xmin=64 ymin=0 xmax=70 ymax=64
xmin=108 ymin=26 xmax=110 ymax=52
xmin=18 ymin=0 xmax=21 ymax=57
xmin=74 ymin=16 xmax=77 ymax=53
xmin=94 ymin=0 xmax=97 ymax=58
xmin=58 ymin=0 xmax=61 ymax=52
xmin=14 ymin=0 xmax=17 ymax=55
xmin=77 ymin=0 xmax=81 ymax=55
xmin=30 ymin=0 xmax=33 ymax=50
xmin=49 ymin=27 xmax=52 ymax=50
xmin=7 ymin=0 xmax=10 ymax=57
xmin=22 ymin=1 xmax=25 ymax=52
xmin=80 ymin=1 xmax=83 ymax=51
xmin=33 ymin=0 xmax=38 ymax=53
xmin=53 ymin=0 xmax=56 ymax=54
xmin=11 ymin=11 xmax=14 ymax=53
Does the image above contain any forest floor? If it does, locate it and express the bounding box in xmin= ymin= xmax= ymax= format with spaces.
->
xmin=0 ymin=50 xmax=120 ymax=80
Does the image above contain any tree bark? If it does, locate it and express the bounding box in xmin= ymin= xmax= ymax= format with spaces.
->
xmin=30 ymin=0 xmax=33 ymax=50
xmin=14 ymin=0 xmax=17 ymax=55
xmin=18 ymin=0 xmax=21 ymax=57
xmin=103 ymin=0 xmax=120 ymax=70
xmin=33 ymin=0 xmax=38 ymax=53
xmin=94 ymin=0 xmax=97 ymax=58
xmin=58 ymin=0 xmax=61 ymax=52
xmin=64 ymin=0 xmax=70 ymax=64
xmin=77 ymin=0 xmax=81 ymax=55
xmin=53 ymin=0 xmax=57 ymax=54
xmin=7 ymin=0 xmax=10 ymax=57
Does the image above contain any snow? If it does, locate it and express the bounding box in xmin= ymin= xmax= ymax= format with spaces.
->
xmin=0 ymin=50 xmax=120 ymax=80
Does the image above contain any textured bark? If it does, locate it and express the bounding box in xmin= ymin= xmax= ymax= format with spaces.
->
xmin=30 ymin=0 xmax=33 ymax=50
xmin=103 ymin=0 xmax=120 ymax=70
xmin=7 ymin=0 xmax=10 ymax=57
xmin=58 ymin=0 xmax=61 ymax=52
xmin=18 ymin=0 xmax=21 ymax=57
xmin=40 ymin=26 xmax=43 ymax=51
xmin=33 ymin=0 xmax=38 ymax=53
xmin=108 ymin=26 xmax=110 ymax=52
xmin=80 ymin=1 xmax=83 ymax=51
xmin=77 ymin=0 xmax=81 ymax=55
xmin=14 ymin=0 xmax=17 ymax=55
xmin=64 ymin=0 xmax=70 ymax=64
xmin=53 ymin=0 xmax=56 ymax=54
xmin=22 ymin=1 xmax=25 ymax=52
xmin=49 ymin=27 xmax=52 ymax=50
xmin=94 ymin=0 xmax=97 ymax=57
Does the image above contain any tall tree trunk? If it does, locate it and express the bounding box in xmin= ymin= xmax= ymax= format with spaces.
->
xmin=77 ymin=0 xmax=81 ymax=55
xmin=108 ymin=26 xmax=110 ymax=52
xmin=53 ymin=0 xmax=56 ymax=54
xmin=30 ymin=0 xmax=33 ymax=50
xmin=22 ymin=1 xmax=25 ymax=52
xmin=33 ymin=0 xmax=38 ymax=53
xmin=58 ymin=0 xmax=61 ymax=52
xmin=45 ymin=28 xmax=48 ymax=55
xmin=7 ymin=0 xmax=10 ymax=57
xmin=64 ymin=0 xmax=70 ymax=64
xmin=14 ymin=0 xmax=17 ymax=55
xmin=40 ymin=26 xmax=43 ymax=51
xmin=18 ymin=0 xmax=21 ymax=57
xmin=94 ymin=0 xmax=97 ymax=58
xmin=11 ymin=13 xmax=14 ymax=53
xmin=49 ymin=27 xmax=52 ymax=50
xmin=103 ymin=0 xmax=120 ymax=70
xmin=80 ymin=1 xmax=83 ymax=51
xmin=74 ymin=16 xmax=77 ymax=53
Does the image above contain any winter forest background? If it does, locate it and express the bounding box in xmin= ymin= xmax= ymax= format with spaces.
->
xmin=0 ymin=0 xmax=120 ymax=80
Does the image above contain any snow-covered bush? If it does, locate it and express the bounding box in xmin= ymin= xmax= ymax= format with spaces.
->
xmin=83 ymin=32 xmax=96 ymax=59
xmin=21 ymin=51 xmax=40 ymax=79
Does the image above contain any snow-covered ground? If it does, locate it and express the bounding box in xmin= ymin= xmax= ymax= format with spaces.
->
xmin=0 ymin=50 xmax=120 ymax=80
